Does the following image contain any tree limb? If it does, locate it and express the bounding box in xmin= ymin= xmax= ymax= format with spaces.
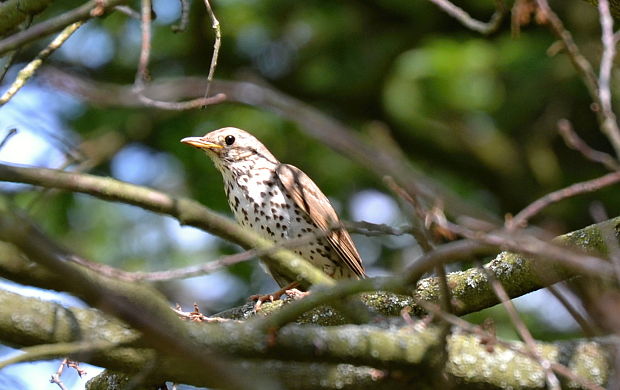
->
xmin=0 ymin=289 xmax=609 ymax=389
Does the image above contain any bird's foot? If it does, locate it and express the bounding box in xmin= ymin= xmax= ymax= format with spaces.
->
xmin=249 ymin=282 xmax=301 ymax=311
xmin=284 ymin=288 xmax=310 ymax=300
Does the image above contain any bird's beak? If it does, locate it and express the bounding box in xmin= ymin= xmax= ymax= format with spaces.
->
xmin=180 ymin=136 xmax=223 ymax=150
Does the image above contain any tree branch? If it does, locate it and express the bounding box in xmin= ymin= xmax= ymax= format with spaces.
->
xmin=0 ymin=0 xmax=54 ymax=36
xmin=0 ymin=163 xmax=334 ymax=287
xmin=0 ymin=289 xmax=609 ymax=389
xmin=41 ymin=68 xmax=501 ymax=224
xmin=0 ymin=0 xmax=129 ymax=55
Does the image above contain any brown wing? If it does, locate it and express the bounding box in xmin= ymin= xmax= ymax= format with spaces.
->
xmin=276 ymin=164 xmax=366 ymax=278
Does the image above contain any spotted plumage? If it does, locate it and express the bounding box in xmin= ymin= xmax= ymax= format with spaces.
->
xmin=181 ymin=127 xmax=366 ymax=288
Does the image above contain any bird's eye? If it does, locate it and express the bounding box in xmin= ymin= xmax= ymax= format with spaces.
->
xmin=224 ymin=135 xmax=235 ymax=146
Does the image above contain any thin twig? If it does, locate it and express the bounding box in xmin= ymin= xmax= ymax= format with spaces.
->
xmin=68 ymin=229 xmax=329 ymax=281
xmin=0 ymin=0 xmax=128 ymax=56
xmin=384 ymin=176 xmax=435 ymax=252
xmin=417 ymin=300 xmax=604 ymax=390
xmin=546 ymin=284 xmax=596 ymax=337
xmin=344 ymin=220 xmax=410 ymax=236
xmin=113 ymin=5 xmax=141 ymax=19
xmin=0 ymin=129 xmax=17 ymax=150
xmin=558 ymin=119 xmax=620 ymax=171
xmin=431 ymin=212 xmax=615 ymax=279
xmin=50 ymin=358 xmax=69 ymax=390
xmin=68 ymin=219 xmax=401 ymax=281
xmin=201 ymin=0 xmax=221 ymax=106
xmin=597 ymin=0 xmax=620 ymax=158
xmin=427 ymin=0 xmax=506 ymax=34
xmin=134 ymin=0 xmax=153 ymax=89
xmin=131 ymin=0 xmax=225 ymax=109
xmin=0 ymin=50 xmax=18 ymax=84
xmin=480 ymin=263 xmax=561 ymax=389
xmin=508 ymin=170 xmax=620 ymax=229
xmin=136 ymin=92 xmax=226 ymax=110
xmin=536 ymin=0 xmax=620 ymax=157
xmin=535 ymin=0 xmax=599 ymax=102
xmin=0 ymin=22 xmax=83 ymax=106
xmin=172 ymin=0 xmax=190 ymax=33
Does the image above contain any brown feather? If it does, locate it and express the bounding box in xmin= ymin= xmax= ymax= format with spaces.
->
xmin=275 ymin=164 xmax=366 ymax=278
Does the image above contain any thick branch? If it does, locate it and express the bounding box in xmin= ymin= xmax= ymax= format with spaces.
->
xmin=0 ymin=289 xmax=609 ymax=389
xmin=42 ymin=69 xmax=500 ymax=223
xmin=218 ymin=217 xmax=620 ymax=321
xmin=0 ymin=0 xmax=53 ymax=36
xmin=0 ymin=163 xmax=333 ymax=287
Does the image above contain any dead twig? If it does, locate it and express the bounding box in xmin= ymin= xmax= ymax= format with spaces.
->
xmin=0 ymin=22 xmax=83 ymax=106
xmin=201 ymin=0 xmax=221 ymax=106
xmin=172 ymin=0 xmax=190 ymax=32
xmin=431 ymin=211 xmax=615 ymax=279
xmin=134 ymin=0 xmax=152 ymax=89
xmin=546 ymin=284 xmax=596 ymax=336
xmin=508 ymin=170 xmax=620 ymax=229
xmin=0 ymin=129 xmax=17 ymax=151
xmin=480 ymin=263 xmax=561 ymax=389
xmin=427 ymin=0 xmax=506 ymax=34
xmin=558 ymin=119 xmax=620 ymax=171
xmin=597 ymin=0 xmax=620 ymax=158
xmin=50 ymin=358 xmax=69 ymax=390
xmin=418 ymin=300 xmax=604 ymax=390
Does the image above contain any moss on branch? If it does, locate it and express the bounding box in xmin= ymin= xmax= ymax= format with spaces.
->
xmin=0 ymin=290 xmax=609 ymax=389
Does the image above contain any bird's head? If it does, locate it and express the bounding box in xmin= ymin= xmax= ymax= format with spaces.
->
xmin=181 ymin=127 xmax=278 ymax=170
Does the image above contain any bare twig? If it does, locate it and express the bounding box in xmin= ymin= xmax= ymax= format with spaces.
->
xmin=201 ymin=0 xmax=221 ymax=106
xmin=536 ymin=0 xmax=620 ymax=157
xmin=558 ymin=119 xmax=620 ymax=171
xmin=0 ymin=0 xmax=128 ymax=56
xmin=384 ymin=176 xmax=435 ymax=252
xmin=427 ymin=0 xmax=506 ymax=34
xmin=67 ymin=219 xmax=400 ymax=281
xmin=546 ymin=284 xmax=596 ymax=336
xmin=0 ymin=48 xmax=19 ymax=83
xmin=344 ymin=220 xmax=410 ymax=236
xmin=597 ymin=0 xmax=620 ymax=157
xmin=417 ymin=300 xmax=605 ymax=390
xmin=0 ymin=129 xmax=17 ymax=151
xmin=130 ymin=0 xmax=225 ymax=109
xmin=481 ymin=263 xmax=561 ymax=389
xmin=0 ymin=22 xmax=83 ymax=106
xmin=67 ymin=229 xmax=329 ymax=281
xmin=134 ymin=0 xmax=153 ymax=89
xmin=50 ymin=358 xmax=69 ymax=390
xmin=113 ymin=5 xmax=141 ymax=19
xmin=432 ymin=213 xmax=615 ymax=279
xmin=535 ymin=0 xmax=599 ymax=102
xmin=136 ymin=92 xmax=226 ymax=110
xmin=508 ymin=170 xmax=620 ymax=229
xmin=173 ymin=304 xmax=240 ymax=322
xmin=172 ymin=0 xmax=190 ymax=32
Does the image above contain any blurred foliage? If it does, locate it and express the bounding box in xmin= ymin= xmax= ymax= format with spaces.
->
xmin=2 ymin=0 xmax=619 ymax=339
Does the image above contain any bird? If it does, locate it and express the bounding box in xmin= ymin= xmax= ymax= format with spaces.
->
xmin=181 ymin=127 xmax=366 ymax=299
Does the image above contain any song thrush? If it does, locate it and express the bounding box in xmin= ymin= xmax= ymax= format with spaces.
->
xmin=181 ymin=127 xmax=366 ymax=294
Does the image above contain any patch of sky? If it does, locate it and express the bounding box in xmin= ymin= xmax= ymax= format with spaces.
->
xmin=0 ymin=84 xmax=83 ymax=190
xmin=153 ymin=0 xmax=182 ymax=25
xmin=58 ymin=23 xmax=115 ymax=69
xmin=0 ymin=280 xmax=102 ymax=390
xmin=350 ymin=189 xmax=400 ymax=225
xmin=514 ymin=288 xmax=581 ymax=332
xmin=110 ymin=143 xmax=185 ymax=191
